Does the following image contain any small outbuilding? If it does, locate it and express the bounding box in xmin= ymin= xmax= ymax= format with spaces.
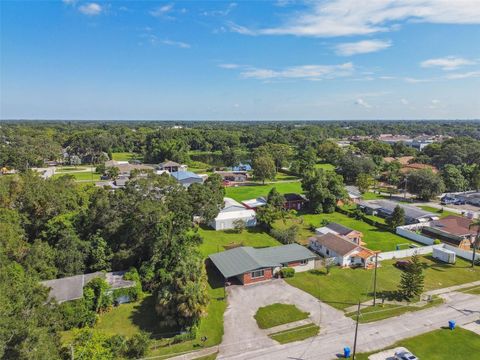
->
xmin=210 ymin=197 xmax=257 ymax=230
xmin=433 ymin=247 xmax=456 ymax=264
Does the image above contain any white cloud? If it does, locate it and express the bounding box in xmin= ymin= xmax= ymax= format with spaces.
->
xmin=219 ymin=63 xmax=242 ymax=69
xmin=400 ymin=98 xmax=409 ymax=105
xmin=421 ymin=56 xmax=475 ymax=70
xmin=228 ymin=21 xmax=256 ymax=36
xmin=335 ymin=39 xmax=391 ymax=56
xmin=404 ymin=77 xmax=432 ymax=83
xmin=234 ymin=0 xmax=480 ymax=37
xmin=355 ymin=98 xmax=372 ymax=108
xmin=445 ymin=71 xmax=480 ymax=79
xmin=78 ymin=2 xmax=102 ymax=16
xmin=62 ymin=0 xmax=76 ymax=5
xmin=239 ymin=63 xmax=354 ymax=81
xmin=150 ymin=3 xmax=174 ymax=17
xmin=202 ymin=3 xmax=237 ymax=17
xmin=161 ymin=39 xmax=191 ymax=49
xmin=431 ymin=99 xmax=440 ymax=104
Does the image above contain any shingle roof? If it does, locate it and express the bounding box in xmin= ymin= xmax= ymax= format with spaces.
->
xmin=326 ymin=222 xmax=354 ymax=236
xmin=159 ymin=160 xmax=181 ymax=167
xmin=284 ymin=193 xmax=306 ymax=202
xmin=209 ymin=244 xmax=317 ymax=278
xmin=170 ymin=171 xmax=202 ymax=181
xmin=360 ymin=200 xmax=435 ymax=220
xmin=430 ymin=215 xmax=476 ymax=236
xmin=309 ymin=233 xmax=359 ymax=256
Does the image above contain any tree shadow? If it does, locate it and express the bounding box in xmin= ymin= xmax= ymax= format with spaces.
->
xmin=129 ymin=294 xmax=180 ymax=340
xmin=368 ymin=289 xmax=404 ymax=301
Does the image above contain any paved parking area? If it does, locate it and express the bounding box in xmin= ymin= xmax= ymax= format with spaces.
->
xmin=219 ymin=279 xmax=354 ymax=358
xmin=368 ymin=346 xmax=410 ymax=360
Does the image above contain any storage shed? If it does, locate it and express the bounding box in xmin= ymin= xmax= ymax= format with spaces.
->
xmin=433 ymin=247 xmax=456 ymax=264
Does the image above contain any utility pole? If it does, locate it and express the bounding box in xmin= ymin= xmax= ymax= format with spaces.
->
xmin=373 ymin=252 xmax=379 ymax=306
xmin=70 ymin=344 xmax=74 ymax=360
xmin=352 ymin=301 xmax=361 ymax=359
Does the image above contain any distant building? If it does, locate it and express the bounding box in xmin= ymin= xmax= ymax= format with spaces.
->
xmin=283 ymin=193 xmax=307 ymax=210
xmin=345 ymin=185 xmax=362 ymax=203
xmin=423 ymin=215 xmax=478 ymax=250
xmin=105 ymin=160 xmax=154 ymax=176
xmin=170 ymin=171 xmax=204 ymax=187
xmin=158 ymin=160 xmax=187 ymax=173
xmin=209 ymin=244 xmax=317 ymax=285
xmin=359 ymin=199 xmax=438 ymax=224
xmin=315 ymin=222 xmax=364 ymax=245
xmin=242 ymin=197 xmax=267 ymax=210
xmin=210 ymin=197 xmax=256 ymax=230
xmin=215 ymin=171 xmax=248 ymax=183
xmin=232 ymin=163 xmax=252 ymax=172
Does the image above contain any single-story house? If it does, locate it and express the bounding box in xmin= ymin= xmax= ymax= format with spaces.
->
xmin=315 ymin=222 xmax=364 ymax=245
xmin=345 ymin=185 xmax=362 ymax=203
xmin=210 ymin=197 xmax=257 ymax=230
xmin=105 ymin=160 xmax=154 ymax=176
xmin=358 ymin=199 xmax=438 ymax=224
xmin=158 ymin=160 xmax=187 ymax=173
xmin=40 ymin=271 xmax=136 ymax=304
xmin=215 ymin=171 xmax=248 ymax=182
xmin=242 ymin=197 xmax=267 ymax=210
xmin=170 ymin=171 xmax=205 ymax=187
xmin=422 ymin=215 xmax=478 ymax=250
xmin=309 ymin=233 xmax=376 ymax=268
xmin=209 ymin=244 xmax=317 ymax=285
xmin=284 ymin=193 xmax=307 ymax=210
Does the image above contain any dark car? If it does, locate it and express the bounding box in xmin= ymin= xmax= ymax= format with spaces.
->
xmin=395 ymin=350 xmax=419 ymax=360
xmin=394 ymin=260 xmax=411 ymax=270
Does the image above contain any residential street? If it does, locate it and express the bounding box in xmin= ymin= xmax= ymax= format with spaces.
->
xmin=217 ymin=291 xmax=480 ymax=360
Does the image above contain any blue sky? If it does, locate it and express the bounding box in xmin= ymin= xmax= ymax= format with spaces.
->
xmin=1 ymin=0 xmax=480 ymax=120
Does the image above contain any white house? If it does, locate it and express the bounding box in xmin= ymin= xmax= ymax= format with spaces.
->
xmin=309 ymin=233 xmax=376 ymax=268
xmin=210 ymin=197 xmax=256 ymax=230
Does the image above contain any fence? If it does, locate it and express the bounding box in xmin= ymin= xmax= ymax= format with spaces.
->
xmin=443 ymin=244 xmax=480 ymax=262
xmin=377 ymin=245 xmax=441 ymax=261
xmin=396 ymin=223 xmax=435 ymax=245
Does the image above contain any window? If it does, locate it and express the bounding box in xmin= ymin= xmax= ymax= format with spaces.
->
xmin=251 ymin=270 xmax=264 ymax=279
xmin=300 ymin=259 xmax=308 ymax=265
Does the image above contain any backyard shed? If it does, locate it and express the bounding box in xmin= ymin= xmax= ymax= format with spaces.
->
xmin=433 ymin=247 xmax=456 ymax=264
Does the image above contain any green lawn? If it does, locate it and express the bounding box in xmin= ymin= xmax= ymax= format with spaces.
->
xmin=356 ymin=328 xmax=480 ymax=360
xmin=461 ymin=285 xmax=480 ymax=295
xmin=193 ymin=353 xmax=218 ymax=360
xmin=269 ymin=324 xmax=319 ymax=344
xmin=417 ymin=205 xmax=458 ymax=218
xmin=314 ymin=163 xmax=335 ymax=171
xmin=56 ymin=166 xmax=88 ymax=172
xmin=286 ymin=256 xmax=479 ymax=310
xmin=346 ymin=297 xmax=444 ymax=323
xmin=111 ymin=152 xmax=141 ymax=161
xmin=53 ymin=172 xmax=101 ymax=182
xmin=273 ymin=211 xmax=415 ymax=251
xmin=254 ymin=303 xmax=309 ymax=329
xmin=197 ymin=226 xmax=280 ymax=258
xmin=225 ymin=182 xmax=303 ymax=202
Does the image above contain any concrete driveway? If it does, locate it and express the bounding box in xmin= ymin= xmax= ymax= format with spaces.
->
xmin=218 ymin=279 xmax=354 ymax=358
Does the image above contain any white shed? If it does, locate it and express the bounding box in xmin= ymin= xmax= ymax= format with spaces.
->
xmin=210 ymin=198 xmax=257 ymax=231
xmin=433 ymin=247 xmax=456 ymax=264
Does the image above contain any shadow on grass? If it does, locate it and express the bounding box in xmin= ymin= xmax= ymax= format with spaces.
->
xmin=129 ymin=295 xmax=180 ymax=340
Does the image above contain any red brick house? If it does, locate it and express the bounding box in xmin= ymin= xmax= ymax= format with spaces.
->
xmin=283 ymin=193 xmax=307 ymax=210
xmin=208 ymin=244 xmax=317 ymax=285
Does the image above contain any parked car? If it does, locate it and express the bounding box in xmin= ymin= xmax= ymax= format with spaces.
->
xmin=394 ymin=350 xmax=419 ymax=360
xmin=441 ymin=196 xmax=456 ymax=205
xmin=394 ymin=260 xmax=411 ymax=270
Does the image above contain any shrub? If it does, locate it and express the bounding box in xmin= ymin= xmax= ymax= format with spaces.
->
xmin=280 ymin=267 xmax=295 ymax=278
xmin=125 ymin=332 xmax=151 ymax=358
xmin=433 ymin=239 xmax=442 ymax=245
xmin=233 ymin=219 xmax=246 ymax=233
xmin=270 ymin=225 xmax=299 ymax=244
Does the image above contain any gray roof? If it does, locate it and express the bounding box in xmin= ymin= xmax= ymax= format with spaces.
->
xmin=209 ymin=244 xmax=317 ymax=278
xmin=359 ymin=200 xmax=435 ymax=219
xmin=326 ymin=222 xmax=354 ymax=235
xmin=40 ymin=271 xmax=135 ymax=303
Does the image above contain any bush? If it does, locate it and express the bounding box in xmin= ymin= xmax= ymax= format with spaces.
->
xmin=59 ymin=299 xmax=97 ymax=330
xmin=433 ymin=239 xmax=442 ymax=245
xmin=125 ymin=332 xmax=150 ymax=358
xmin=270 ymin=225 xmax=299 ymax=244
xmin=280 ymin=267 xmax=295 ymax=278
xmin=233 ymin=219 xmax=246 ymax=233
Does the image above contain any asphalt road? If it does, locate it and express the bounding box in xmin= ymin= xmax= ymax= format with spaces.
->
xmin=217 ymin=291 xmax=480 ymax=360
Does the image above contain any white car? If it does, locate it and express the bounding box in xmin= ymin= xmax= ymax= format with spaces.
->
xmin=394 ymin=351 xmax=419 ymax=360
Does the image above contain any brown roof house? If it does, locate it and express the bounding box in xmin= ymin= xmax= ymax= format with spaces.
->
xmin=422 ymin=215 xmax=478 ymax=250
xmin=315 ymin=222 xmax=365 ymax=246
xmin=309 ymin=233 xmax=376 ymax=268
xmin=158 ymin=160 xmax=187 ymax=173
xmin=284 ymin=193 xmax=307 ymax=210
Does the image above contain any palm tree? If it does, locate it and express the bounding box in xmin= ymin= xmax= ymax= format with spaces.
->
xmin=468 ymin=218 xmax=480 ymax=268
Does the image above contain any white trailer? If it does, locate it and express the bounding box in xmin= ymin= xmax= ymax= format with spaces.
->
xmin=433 ymin=247 xmax=456 ymax=264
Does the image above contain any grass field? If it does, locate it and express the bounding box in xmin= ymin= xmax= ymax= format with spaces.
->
xmin=356 ymin=328 xmax=480 ymax=360
xmin=269 ymin=324 xmax=319 ymax=344
xmin=111 ymin=152 xmax=141 ymax=161
xmin=272 ymin=211 xmax=415 ymax=251
xmin=314 ymin=163 xmax=335 ymax=171
xmin=346 ymin=297 xmax=444 ymax=323
xmin=53 ymin=172 xmax=101 ymax=182
xmin=197 ymin=226 xmax=280 ymax=258
xmin=225 ymin=182 xmax=303 ymax=202
xmin=417 ymin=205 xmax=458 ymax=218
xmin=254 ymin=303 xmax=309 ymax=329
xmin=286 ymin=256 xmax=479 ymax=310
xmin=193 ymin=354 xmax=218 ymax=360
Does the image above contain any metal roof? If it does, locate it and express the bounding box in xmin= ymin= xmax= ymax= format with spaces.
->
xmin=170 ymin=171 xmax=202 ymax=181
xmin=360 ymin=200 xmax=435 ymax=219
xmin=209 ymin=244 xmax=317 ymax=278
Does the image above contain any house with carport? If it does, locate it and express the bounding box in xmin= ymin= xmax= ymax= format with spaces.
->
xmin=209 ymin=244 xmax=318 ymax=285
